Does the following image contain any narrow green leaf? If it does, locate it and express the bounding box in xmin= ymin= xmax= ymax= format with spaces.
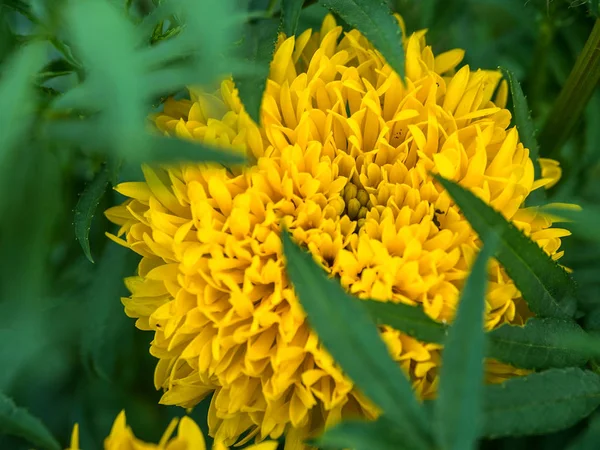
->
xmin=144 ymin=135 xmax=248 ymax=166
xmin=65 ymin=0 xmax=145 ymax=156
xmin=235 ymin=20 xmax=280 ymax=124
xmin=44 ymin=121 xmax=247 ymax=166
xmin=316 ymin=417 xmax=403 ymax=450
xmin=282 ymin=0 xmax=304 ymax=37
xmin=0 ymin=392 xmax=60 ymax=450
xmin=501 ymin=67 xmax=544 ymax=204
xmin=436 ymin=175 xmax=577 ymax=319
xmin=74 ymin=164 xmax=110 ymax=263
xmin=282 ymin=230 xmax=433 ymax=450
xmin=542 ymin=203 xmax=600 ymax=244
xmin=363 ymin=300 xmax=446 ymax=344
xmin=489 ymin=318 xmax=589 ymax=370
xmin=539 ymin=19 xmax=600 ymax=158
xmin=436 ymin=235 xmax=498 ymax=450
xmin=319 ymin=0 xmax=405 ymax=79
xmin=482 ymin=368 xmax=600 ymax=438
xmin=0 ymin=42 xmax=45 ymax=157
xmin=501 ymin=68 xmax=541 ymax=177
xmin=365 ymin=301 xmax=590 ymax=370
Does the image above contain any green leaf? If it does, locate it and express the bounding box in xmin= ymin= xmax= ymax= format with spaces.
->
xmin=281 ymin=230 xmax=433 ymax=450
xmin=319 ymin=0 xmax=405 ymax=79
xmin=436 ymin=175 xmax=577 ymax=319
xmin=144 ymin=135 xmax=248 ymax=166
xmin=81 ymin=243 xmax=138 ymax=380
xmin=44 ymin=121 xmax=248 ymax=166
xmin=538 ymin=19 xmax=600 ymax=158
xmin=1 ymin=0 xmax=39 ymax=24
xmin=316 ymin=417 xmax=403 ymax=450
xmin=363 ymin=301 xmax=446 ymax=344
xmin=282 ymin=0 xmax=304 ymax=37
xmin=501 ymin=67 xmax=544 ymax=205
xmin=235 ymin=19 xmax=280 ymax=124
xmin=541 ymin=203 xmax=600 ymax=244
xmin=584 ymin=308 xmax=600 ymax=333
xmin=488 ymin=318 xmax=589 ymax=370
xmin=0 ymin=392 xmax=60 ymax=450
xmin=0 ymin=42 xmax=45 ymax=158
xmin=364 ymin=301 xmax=590 ymax=371
xmin=436 ymin=235 xmax=498 ymax=450
xmin=65 ymin=0 xmax=145 ymax=156
xmin=482 ymin=368 xmax=600 ymax=438
xmin=37 ymin=58 xmax=76 ymax=82
xmin=567 ymin=412 xmax=600 ymax=450
xmin=74 ymin=164 xmax=110 ymax=263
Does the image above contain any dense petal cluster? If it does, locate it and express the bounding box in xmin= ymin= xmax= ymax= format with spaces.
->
xmin=105 ymin=15 xmax=568 ymax=449
xmin=65 ymin=411 xmax=277 ymax=450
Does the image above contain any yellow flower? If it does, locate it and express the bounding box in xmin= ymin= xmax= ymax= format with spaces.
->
xmin=65 ymin=411 xmax=277 ymax=450
xmin=105 ymin=14 xmax=568 ymax=448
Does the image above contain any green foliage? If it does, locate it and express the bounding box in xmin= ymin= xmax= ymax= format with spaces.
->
xmin=501 ymin=67 xmax=545 ymax=205
xmin=365 ymin=301 xmax=594 ymax=371
xmin=234 ymin=19 xmax=279 ymax=125
xmin=0 ymin=41 xmax=45 ymax=157
xmin=363 ymin=300 xmax=447 ymax=343
xmin=74 ymin=163 xmax=110 ymax=263
xmin=282 ymin=0 xmax=304 ymax=37
xmin=0 ymin=0 xmax=599 ymax=449
xmin=282 ymin=230 xmax=433 ymax=450
xmin=538 ymin=19 xmax=600 ymax=159
xmin=542 ymin=203 xmax=600 ymax=243
xmin=319 ymin=0 xmax=405 ymax=79
xmin=80 ymin=243 xmax=138 ymax=380
xmin=436 ymin=175 xmax=577 ymax=319
xmin=435 ymin=236 xmax=498 ymax=450
xmin=316 ymin=417 xmax=403 ymax=450
xmin=0 ymin=393 xmax=60 ymax=450
xmin=488 ymin=318 xmax=589 ymax=370
xmin=567 ymin=413 xmax=600 ymax=449
xmin=482 ymin=368 xmax=600 ymax=438
xmin=501 ymin=68 xmax=541 ymax=176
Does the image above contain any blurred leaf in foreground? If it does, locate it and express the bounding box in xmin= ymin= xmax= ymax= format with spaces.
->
xmin=436 ymin=175 xmax=577 ymax=320
xmin=316 ymin=417 xmax=403 ymax=450
xmin=319 ymin=0 xmax=405 ymax=79
xmin=235 ymin=19 xmax=279 ymax=124
xmin=0 ymin=41 xmax=45 ymax=159
xmin=482 ymin=368 xmax=600 ymax=438
xmin=436 ymin=235 xmax=498 ymax=450
xmin=282 ymin=230 xmax=433 ymax=450
xmin=0 ymin=392 xmax=60 ymax=450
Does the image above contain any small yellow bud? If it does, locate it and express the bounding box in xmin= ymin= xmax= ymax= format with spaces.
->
xmin=343 ymin=183 xmax=358 ymax=204
xmin=358 ymin=206 xmax=368 ymax=219
xmin=347 ymin=198 xmax=361 ymax=219
xmin=356 ymin=189 xmax=369 ymax=206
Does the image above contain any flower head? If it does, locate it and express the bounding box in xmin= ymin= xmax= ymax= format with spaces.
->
xmin=65 ymin=411 xmax=277 ymax=450
xmin=105 ymin=14 xmax=568 ymax=448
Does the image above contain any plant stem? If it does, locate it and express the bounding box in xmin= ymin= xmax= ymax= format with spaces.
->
xmin=539 ymin=18 xmax=600 ymax=159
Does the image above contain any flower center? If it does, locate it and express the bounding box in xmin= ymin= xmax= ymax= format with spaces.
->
xmin=341 ymin=182 xmax=373 ymax=228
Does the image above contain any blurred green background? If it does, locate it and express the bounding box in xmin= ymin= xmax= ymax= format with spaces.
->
xmin=0 ymin=0 xmax=598 ymax=448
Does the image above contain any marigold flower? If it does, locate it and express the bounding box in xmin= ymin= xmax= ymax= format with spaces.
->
xmin=105 ymin=14 xmax=569 ymax=448
xmin=65 ymin=411 xmax=277 ymax=450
